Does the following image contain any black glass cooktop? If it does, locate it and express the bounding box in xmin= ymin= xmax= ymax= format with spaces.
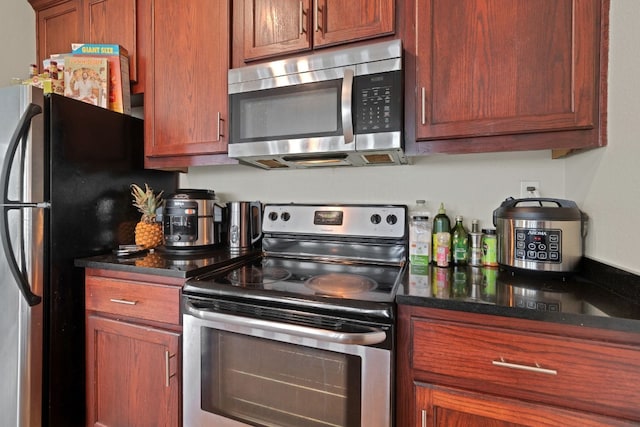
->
xmin=184 ymin=256 xmax=405 ymax=314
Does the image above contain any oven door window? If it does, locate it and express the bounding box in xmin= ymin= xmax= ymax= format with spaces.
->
xmin=229 ymin=79 xmax=343 ymax=144
xmin=201 ymin=328 xmax=361 ymax=427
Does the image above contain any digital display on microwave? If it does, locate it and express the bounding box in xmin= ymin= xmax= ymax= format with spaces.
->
xmin=354 ymin=70 xmax=402 ymax=134
xmin=314 ymin=210 xmax=344 ymax=226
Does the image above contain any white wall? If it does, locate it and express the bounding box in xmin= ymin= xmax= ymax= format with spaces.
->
xmin=5 ymin=0 xmax=639 ymax=274
xmin=0 ymin=1 xmax=35 ymax=87
xmin=565 ymin=0 xmax=640 ymax=273
xmin=184 ymin=150 xmax=565 ymax=232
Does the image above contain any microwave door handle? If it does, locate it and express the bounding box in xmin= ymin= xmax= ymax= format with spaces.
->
xmin=341 ymin=68 xmax=354 ymax=144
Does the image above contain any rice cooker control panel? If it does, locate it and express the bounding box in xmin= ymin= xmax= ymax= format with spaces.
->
xmin=514 ymin=228 xmax=562 ymax=263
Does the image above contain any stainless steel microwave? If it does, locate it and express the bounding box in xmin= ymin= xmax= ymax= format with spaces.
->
xmin=228 ymin=40 xmax=405 ymax=169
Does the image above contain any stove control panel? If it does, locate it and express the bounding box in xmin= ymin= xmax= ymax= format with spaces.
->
xmin=263 ymin=204 xmax=407 ymax=238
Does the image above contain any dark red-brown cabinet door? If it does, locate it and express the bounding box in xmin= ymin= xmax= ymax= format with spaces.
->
xmin=86 ymin=315 xmax=180 ymax=427
xmin=415 ymin=0 xmax=597 ymax=141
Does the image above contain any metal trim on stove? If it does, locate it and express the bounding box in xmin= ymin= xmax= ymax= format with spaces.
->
xmin=184 ymin=301 xmax=387 ymax=345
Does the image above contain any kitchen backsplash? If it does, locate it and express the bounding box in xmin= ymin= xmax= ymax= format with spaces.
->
xmin=181 ymin=150 xmax=564 ymax=240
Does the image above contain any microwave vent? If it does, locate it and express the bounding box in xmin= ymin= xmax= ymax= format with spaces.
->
xmin=256 ymin=159 xmax=289 ymax=168
xmin=362 ymin=153 xmax=395 ymax=164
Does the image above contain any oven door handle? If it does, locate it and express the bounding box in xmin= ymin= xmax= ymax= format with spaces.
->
xmin=184 ymin=301 xmax=387 ymax=346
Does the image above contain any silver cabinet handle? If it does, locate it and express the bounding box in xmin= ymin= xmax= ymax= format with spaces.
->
xmin=109 ymin=298 xmax=137 ymax=305
xmin=184 ymin=301 xmax=386 ymax=345
xmin=216 ymin=112 xmax=223 ymax=141
xmin=341 ymin=68 xmax=354 ymax=144
xmin=421 ymin=409 xmax=427 ymax=427
xmin=492 ymin=358 xmax=558 ymax=375
xmin=165 ymin=350 xmax=176 ymax=387
xmin=299 ymin=1 xmax=304 ymax=34
xmin=421 ymin=87 xmax=426 ymax=125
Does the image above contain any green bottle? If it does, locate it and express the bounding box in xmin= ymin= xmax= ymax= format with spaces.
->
xmin=432 ymin=203 xmax=451 ymax=264
xmin=452 ymin=215 xmax=469 ymax=265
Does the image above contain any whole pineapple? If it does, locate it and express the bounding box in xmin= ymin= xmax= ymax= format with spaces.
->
xmin=131 ymin=183 xmax=164 ymax=249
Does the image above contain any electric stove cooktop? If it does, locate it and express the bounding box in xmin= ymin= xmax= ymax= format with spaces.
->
xmin=185 ymin=255 xmax=404 ymax=303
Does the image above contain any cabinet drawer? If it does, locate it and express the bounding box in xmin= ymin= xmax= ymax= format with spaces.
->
xmin=86 ymin=276 xmax=180 ymax=325
xmin=411 ymin=319 xmax=640 ymax=419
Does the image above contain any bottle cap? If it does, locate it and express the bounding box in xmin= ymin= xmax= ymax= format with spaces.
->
xmin=438 ymin=203 xmax=446 ymax=214
xmin=455 ymin=215 xmax=463 ymax=221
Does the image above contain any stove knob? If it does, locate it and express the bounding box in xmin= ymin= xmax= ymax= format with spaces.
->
xmin=370 ymin=214 xmax=382 ymax=224
xmin=268 ymin=211 xmax=278 ymax=221
xmin=281 ymin=212 xmax=291 ymax=221
xmin=386 ymin=214 xmax=398 ymax=225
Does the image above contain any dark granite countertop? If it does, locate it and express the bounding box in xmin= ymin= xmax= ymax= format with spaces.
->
xmin=74 ymin=246 xmax=260 ymax=279
xmin=77 ymin=250 xmax=640 ymax=333
xmin=396 ymin=258 xmax=640 ymax=333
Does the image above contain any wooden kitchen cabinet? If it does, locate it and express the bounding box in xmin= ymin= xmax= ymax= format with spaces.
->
xmin=403 ymin=0 xmax=609 ymax=156
xmin=233 ymin=0 xmax=395 ymax=65
xmin=29 ymin=0 xmax=83 ymax=70
xmin=85 ymin=269 xmax=184 ymax=427
xmin=415 ymin=384 xmax=634 ymax=426
xmin=396 ymin=305 xmax=640 ymax=426
xmin=82 ymin=0 xmax=139 ymax=85
xmin=29 ymin=0 xmax=146 ymax=93
xmin=144 ymin=0 xmax=233 ymax=169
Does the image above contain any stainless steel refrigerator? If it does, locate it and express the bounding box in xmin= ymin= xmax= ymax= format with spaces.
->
xmin=0 ymin=85 xmax=177 ymax=426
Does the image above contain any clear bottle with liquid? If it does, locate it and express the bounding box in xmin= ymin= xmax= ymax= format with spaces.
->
xmin=409 ymin=200 xmax=431 ymax=265
xmin=432 ymin=203 xmax=451 ymax=264
xmin=451 ymin=215 xmax=468 ymax=265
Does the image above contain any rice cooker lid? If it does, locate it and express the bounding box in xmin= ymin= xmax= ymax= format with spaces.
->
xmin=167 ymin=189 xmax=216 ymax=200
xmin=493 ymin=198 xmax=583 ymax=223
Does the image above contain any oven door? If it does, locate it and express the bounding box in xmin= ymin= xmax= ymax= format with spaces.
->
xmin=183 ymin=299 xmax=392 ymax=427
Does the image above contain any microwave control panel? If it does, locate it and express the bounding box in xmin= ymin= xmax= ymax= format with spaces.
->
xmin=514 ymin=228 xmax=562 ymax=263
xmin=354 ymin=70 xmax=402 ymax=134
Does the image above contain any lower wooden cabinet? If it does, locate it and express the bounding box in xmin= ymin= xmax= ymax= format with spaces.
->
xmin=86 ymin=316 xmax=180 ymax=427
xmin=415 ymin=383 xmax=634 ymax=427
xmin=84 ymin=269 xmax=184 ymax=427
xmin=397 ymin=305 xmax=640 ymax=427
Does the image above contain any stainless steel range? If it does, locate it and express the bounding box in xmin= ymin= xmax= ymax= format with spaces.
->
xmin=182 ymin=203 xmax=408 ymax=427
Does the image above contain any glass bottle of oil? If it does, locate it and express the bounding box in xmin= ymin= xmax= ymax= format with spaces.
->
xmin=451 ymin=215 xmax=468 ymax=265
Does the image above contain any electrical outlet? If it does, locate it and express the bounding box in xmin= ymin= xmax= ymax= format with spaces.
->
xmin=520 ymin=181 xmax=540 ymax=198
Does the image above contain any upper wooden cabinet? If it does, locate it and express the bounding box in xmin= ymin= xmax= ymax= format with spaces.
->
xmin=29 ymin=0 xmax=82 ymax=69
xmin=234 ymin=0 xmax=395 ymax=65
xmin=404 ymin=0 xmax=609 ymax=156
xmin=29 ymin=0 xmax=145 ymax=93
xmin=82 ymin=0 xmax=138 ymax=83
xmin=143 ymin=0 xmax=233 ymax=169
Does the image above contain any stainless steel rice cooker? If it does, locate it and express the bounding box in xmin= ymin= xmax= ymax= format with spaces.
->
xmin=492 ymin=198 xmax=588 ymax=273
xmin=163 ymin=189 xmax=224 ymax=248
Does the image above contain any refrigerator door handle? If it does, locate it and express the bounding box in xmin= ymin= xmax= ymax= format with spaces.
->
xmin=0 ymin=102 xmax=44 ymax=306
